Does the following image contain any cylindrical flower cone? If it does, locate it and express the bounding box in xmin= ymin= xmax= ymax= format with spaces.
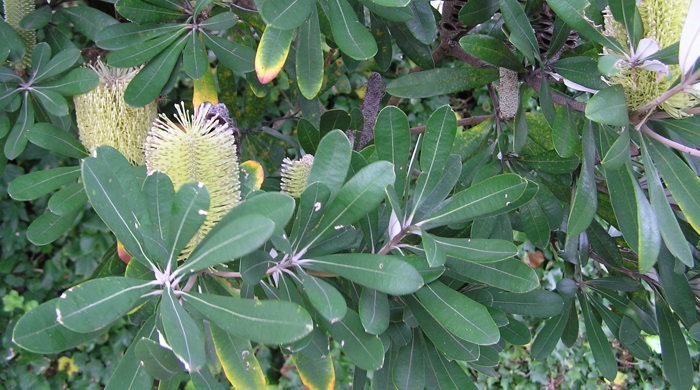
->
xmin=145 ymin=102 xmax=241 ymax=257
xmin=74 ymin=60 xmax=158 ymax=165
xmin=4 ymin=0 xmax=35 ymax=69
xmin=280 ymin=154 xmax=314 ymax=198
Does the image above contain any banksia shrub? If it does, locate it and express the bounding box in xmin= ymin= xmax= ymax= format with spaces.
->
xmin=604 ymin=0 xmax=696 ymax=116
xmin=74 ymin=61 xmax=158 ymax=164
xmin=145 ymin=102 xmax=241 ymax=255
xmin=280 ymin=154 xmax=314 ymax=198
xmin=3 ymin=0 xmax=35 ymax=69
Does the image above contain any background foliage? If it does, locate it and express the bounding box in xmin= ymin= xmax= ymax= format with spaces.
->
xmin=2 ymin=0 xmax=700 ymax=389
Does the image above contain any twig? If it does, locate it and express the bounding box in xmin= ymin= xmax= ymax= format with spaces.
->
xmin=409 ymin=114 xmax=492 ymax=135
xmin=524 ymin=72 xmax=587 ymax=112
xmin=205 ymin=270 xmax=242 ymax=278
xmin=641 ymin=124 xmax=700 ymax=157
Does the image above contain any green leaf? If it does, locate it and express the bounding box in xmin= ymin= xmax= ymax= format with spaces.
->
xmin=500 ymin=317 xmax=531 ymax=345
xmin=115 ymin=0 xmax=184 ymax=24
xmin=255 ymin=26 xmax=293 ymax=84
xmin=97 ymin=23 xmax=185 ymax=51
xmin=210 ymin=324 xmax=267 ymax=389
xmin=60 ymin=6 xmax=118 ymax=41
xmin=124 ymin=34 xmax=187 ymax=107
xmin=260 ymin=0 xmax=314 ymax=30
xmin=48 ymin=183 xmax=87 ymax=216
xmin=580 ymin=293 xmax=617 ymax=381
xmin=500 ymin=0 xmax=539 ymax=63
xmin=386 ymin=67 xmax=498 ymax=98
xmin=420 ymin=174 xmax=528 ymax=226
xmin=604 ymin=162 xmax=639 ymax=249
xmin=424 ymin=342 xmax=478 ymax=390
xmin=459 ymin=0 xmax=499 ymax=26
xmin=361 ymin=0 xmax=413 ymax=22
xmin=459 ymin=34 xmax=523 ymax=71
xmin=12 ymin=299 xmax=105 ymax=354
xmin=358 ymin=288 xmax=389 ymax=335
xmin=175 ymin=215 xmax=274 ymax=276
xmin=608 ymin=0 xmax=643 ymax=46
xmin=415 ymin=282 xmax=499 ymax=345
xmin=291 ymin=183 xmax=331 ymax=250
xmin=552 ymin=108 xmax=580 ymax=158
xmin=370 ymin=0 xmax=410 ymax=6
xmin=585 ymin=85 xmax=629 ymax=126
xmin=0 ymin=20 xmax=25 ymax=62
xmin=20 ymin=6 xmax=52 ymax=30
xmin=301 ymin=273 xmax=347 ymax=323
xmin=404 ymin=295 xmax=479 ymax=361
xmin=657 ymin=250 xmax=696 ymax=327
xmin=57 ymin=277 xmax=154 ymax=333
xmin=182 ymin=32 xmax=208 ymax=80
xmin=519 ymin=199 xmax=550 ymax=248
xmin=296 ymin=8 xmax=324 ymax=99
xmin=203 ymin=32 xmax=255 ymax=73
xmin=292 ymin=334 xmax=335 ymax=390
xmin=37 ymin=67 xmax=100 ymax=96
xmin=27 ymin=209 xmax=81 ymax=245
xmin=182 ymin=292 xmax=314 ymax=344
xmin=305 ymin=161 xmax=394 ymax=246
xmin=640 ymin=139 xmax=692 ymax=266
xmin=327 ymin=0 xmax=377 ymax=60
xmin=135 ymin=338 xmax=183 ymax=380
xmin=404 ymin=1 xmax=435 ymax=45
xmin=143 ymin=172 xmax=174 ymax=244
xmin=421 ymin=231 xmax=446 ymax=267
xmin=567 ymin=121 xmax=597 ymax=236
xmin=435 ymin=237 xmax=517 ymax=263
xmin=219 ymin=192 xmax=295 ymax=235
xmin=553 ymin=57 xmax=609 ymax=91
xmin=530 ymin=299 xmax=571 ymax=360
xmin=521 ymin=150 xmax=580 ymax=174
xmin=387 ymin=21 xmax=435 ymax=69
xmin=689 ymin=323 xmax=700 ymax=341
xmin=160 ymin=288 xmax=206 ymax=372
xmin=304 ymin=254 xmax=423 ymax=295
xmin=32 ymin=47 xmax=81 ymax=82
xmin=634 ymin=179 xmax=660 ymax=273
xmin=297 ymin=119 xmax=320 ymax=154
xmin=108 ymin=28 xmax=186 ymax=68
xmin=105 ymin=317 xmax=157 ymax=390
xmin=449 ymin=258 xmax=539 ymax=293
xmin=199 ymin=12 xmax=238 ymax=31
xmin=321 ymin=309 xmax=384 ymax=371
xmin=545 ymin=0 xmax=625 ymax=52
xmin=320 ymin=109 xmax=351 ymax=135
xmin=165 ymin=182 xmax=209 ymax=269
xmin=4 ymin=92 xmax=34 ymax=160
xmin=601 ymin=128 xmax=630 ymax=170
xmin=191 ymin=368 xmax=225 ymax=390
xmin=412 ymin=105 xmax=457 ymax=214
xmin=8 ymin=166 xmax=80 ymax=201
xmin=31 ymin=87 xmax=69 ymax=116
xmin=82 ymin=148 xmax=156 ymax=268
xmin=374 ymin=106 xmax=410 ymax=196
xmin=307 ymin=130 xmax=352 ymax=199
xmin=393 ymin=329 xmax=425 ymax=390
xmin=489 ymin=289 xmax=564 ymax=317
xmin=646 ymin=137 xmax=700 ymax=235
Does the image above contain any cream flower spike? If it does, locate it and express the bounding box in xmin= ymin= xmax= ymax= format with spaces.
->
xmin=74 ymin=60 xmax=157 ymax=164
xmin=145 ymin=102 xmax=241 ymax=257
xmin=280 ymin=154 xmax=314 ymax=198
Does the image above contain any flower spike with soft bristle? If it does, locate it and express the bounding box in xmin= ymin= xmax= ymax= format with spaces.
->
xmin=145 ymin=102 xmax=241 ymax=257
xmin=74 ymin=60 xmax=157 ymax=164
xmin=280 ymin=154 xmax=314 ymax=198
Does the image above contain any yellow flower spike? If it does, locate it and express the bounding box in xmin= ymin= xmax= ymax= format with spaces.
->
xmin=193 ymin=66 xmax=219 ymax=107
xmin=74 ymin=60 xmax=158 ymax=165
xmin=145 ymin=102 xmax=241 ymax=256
xmin=3 ymin=0 xmax=35 ymax=69
xmin=280 ymin=154 xmax=314 ymax=198
xmin=497 ymin=68 xmax=519 ymax=120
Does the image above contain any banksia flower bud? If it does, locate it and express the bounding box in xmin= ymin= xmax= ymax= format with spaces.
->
xmin=145 ymin=102 xmax=241 ymax=255
xmin=498 ymin=68 xmax=519 ymax=120
xmin=280 ymin=154 xmax=314 ymax=198
xmin=4 ymin=0 xmax=35 ymax=69
xmin=74 ymin=61 xmax=158 ymax=165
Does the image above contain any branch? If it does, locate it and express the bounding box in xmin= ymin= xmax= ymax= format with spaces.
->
xmin=409 ymin=114 xmax=493 ymax=135
xmin=641 ymin=124 xmax=700 ymax=157
xmin=525 ymin=72 xmax=587 ymax=112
